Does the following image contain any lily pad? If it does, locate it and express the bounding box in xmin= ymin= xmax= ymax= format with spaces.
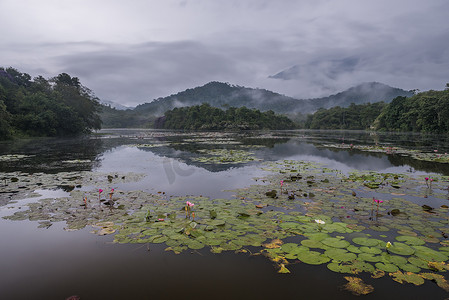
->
xmin=395 ymin=235 xmax=426 ymax=246
xmin=375 ymin=262 xmax=399 ymax=272
xmin=413 ymin=246 xmax=448 ymax=262
xmin=342 ymin=277 xmax=374 ymax=296
xmin=324 ymin=248 xmax=357 ymax=262
xmin=388 ymin=242 xmax=415 ymax=256
xmin=352 ymin=237 xmax=381 ymax=247
xmin=296 ymin=250 xmax=331 ymax=265
xmin=360 ymin=246 xmax=382 ymax=255
xmin=321 ymin=237 xmax=350 ymax=248
xmin=390 ymin=271 xmax=425 ymax=286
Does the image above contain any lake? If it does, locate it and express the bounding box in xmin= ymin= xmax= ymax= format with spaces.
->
xmin=1 ymin=129 xmax=449 ymax=299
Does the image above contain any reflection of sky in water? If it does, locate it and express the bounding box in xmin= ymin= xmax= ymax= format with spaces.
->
xmin=90 ymin=138 xmax=443 ymax=200
xmin=94 ymin=146 xmax=270 ymax=198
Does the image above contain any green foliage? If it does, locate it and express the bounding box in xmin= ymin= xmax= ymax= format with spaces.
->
xmin=375 ymin=89 xmax=449 ymax=133
xmin=156 ymin=103 xmax=296 ymax=130
xmin=304 ymin=102 xmax=387 ymax=130
xmin=0 ymin=67 xmax=102 ymax=139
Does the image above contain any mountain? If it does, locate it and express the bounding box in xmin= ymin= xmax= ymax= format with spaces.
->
xmin=99 ymin=99 xmax=133 ymax=110
xmin=133 ymin=81 xmax=413 ymax=116
xmin=308 ymin=82 xmax=414 ymax=110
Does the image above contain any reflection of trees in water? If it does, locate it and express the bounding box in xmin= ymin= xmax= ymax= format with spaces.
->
xmin=387 ymin=155 xmax=449 ymax=176
xmin=0 ymin=137 xmax=104 ymax=173
xmin=136 ymin=138 xmax=290 ymax=172
xmin=300 ymin=130 xmax=449 ymax=153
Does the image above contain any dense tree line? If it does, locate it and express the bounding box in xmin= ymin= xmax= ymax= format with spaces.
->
xmin=155 ymin=103 xmax=296 ymax=130
xmin=374 ymin=88 xmax=449 ymax=133
xmin=304 ymin=102 xmax=387 ymax=130
xmin=0 ymin=67 xmax=102 ymax=140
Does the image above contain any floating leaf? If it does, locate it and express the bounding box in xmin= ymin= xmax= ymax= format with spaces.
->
xmin=413 ymin=246 xmax=448 ymax=262
xmin=395 ymin=235 xmax=426 ymax=246
xmin=342 ymin=277 xmax=374 ymax=296
xmin=388 ymin=242 xmax=415 ymax=256
xmin=375 ymin=262 xmax=399 ymax=272
xmin=324 ymin=248 xmax=357 ymax=262
xmin=390 ymin=271 xmax=425 ymax=286
xmin=420 ymin=273 xmax=449 ymax=292
xmin=321 ymin=237 xmax=350 ymax=248
xmin=352 ymin=237 xmax=381 ymax=247
xmin=296 ymin=250 xmax=330 ymax=265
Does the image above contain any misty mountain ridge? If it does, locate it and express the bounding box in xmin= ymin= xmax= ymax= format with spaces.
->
xmin=99 ymin=99 xmax=134 ymax=110
xmin=133 ymin=81 xmax=413 ymax=116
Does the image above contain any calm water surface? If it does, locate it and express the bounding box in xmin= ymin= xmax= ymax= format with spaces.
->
xmin=1 ymin=129 xmax=449 ymax=300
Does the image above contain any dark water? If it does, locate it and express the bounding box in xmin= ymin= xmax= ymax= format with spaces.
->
xmin=1 ymin=129 xmax=449 ymax=300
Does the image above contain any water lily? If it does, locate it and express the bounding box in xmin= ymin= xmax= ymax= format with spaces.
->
xmin=373 ymin=197 xmax=383 ymax=216
xmin=185 ymin=201 xmax=194 ymax=219
xmin=386 ymin=241 xmax=392 ymax=248
xmin=315 ymin=219 xmax=325 ymax=225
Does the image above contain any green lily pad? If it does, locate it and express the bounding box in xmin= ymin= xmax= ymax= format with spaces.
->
xmin=296 ymin=250 xmax=331 ymax=265
xmin=324 ymin=248 xmax=357 ymax=262
xmin=388 ymin=242 xmax=415 ymax=256
xmin=327 ymin=262 xmax=353 ymax=274
xmin=413 ymin=246 xmax=448 ymax=262
xmin=347 ymin=245 xmax=362 ymax=254
xmin=399 ymin=263 xmax=421 ymax=273
xmin=360 ymin=246 xmax=382 ymax=255
xmin=390 ymin=271 xmax=425 ymax=285
xmin=321 ymin=237 xmax=350 ymax=248
xmin=408 ymin=257 xmax=431 ymax=269
xmin=358 ymin=253 xmax=382 ymax=263
xmin=301 ymin=239 xmax=326 ymax=249
xmin=381 ymin=253 xmax=408 ymax=266
xmin=352 ymin=237 xmax=381 ymax=247
xmin=375 ymin=262 xmax=399 ymax=272
xmin=304 ymin=232 xmax=330 ymax=241
xmin=395 ymin=235 xmax=426 ymax=246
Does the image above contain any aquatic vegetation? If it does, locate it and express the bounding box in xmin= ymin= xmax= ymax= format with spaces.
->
xmin=192 ymin=149 xmax=262 ymax=164
xmin=319 ymin=143 xmax=449 ymax=164
xmin=0 ymin=154 xmax=34 ymax=162
xmin=3 ymin=159 xmax=449 ymax=293
xmin=342 ymin=276 xmax=374 ymax=296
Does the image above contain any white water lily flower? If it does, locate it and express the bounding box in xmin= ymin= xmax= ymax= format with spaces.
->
xmin=315 ymin=219 xmax=325 ymax=225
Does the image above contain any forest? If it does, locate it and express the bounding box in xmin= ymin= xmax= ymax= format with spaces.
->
xmin=374 ymin=87 xmax=449 ymax=133
xmin=155 ymin=103 xmax=297 ymax=130
xmin=304 ymin=102 xmax=387 ymax=130
xmin=0 ymin=67 xmax=102 ymax=140
xmin=303 ymin=86 xmax=449 ymax=133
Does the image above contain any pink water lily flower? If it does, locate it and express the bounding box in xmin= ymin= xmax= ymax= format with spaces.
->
xmin=186 ymin=201 xmax=194 ymax=207
xmin=99 ymin=189 xmax=103 ymax=193
xmin=280 ymin=180 xmax=284 ymax=187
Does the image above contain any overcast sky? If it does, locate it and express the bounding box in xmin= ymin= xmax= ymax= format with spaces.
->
xmin=1 ymin=0 xmax=448 ymax=107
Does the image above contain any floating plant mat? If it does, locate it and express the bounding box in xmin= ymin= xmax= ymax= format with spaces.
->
xmin=0 ymin=154 xmax=35 ymax=162
xmin=0 ymin=171 xmax=145 ymax=202
xmin=192 ymin=149 xmax=262 ymax=164
xmin=319 ymin=143 xmax=449 ymax=164
xmin=3 ymin=160 xmax=449 ymax=294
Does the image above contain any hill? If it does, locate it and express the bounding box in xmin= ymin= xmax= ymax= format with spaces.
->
xmin=133 ymin=81 xmax=412 ymax=116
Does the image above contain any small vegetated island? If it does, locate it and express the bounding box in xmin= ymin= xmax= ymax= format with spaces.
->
xmin=154 ymin=103 xmax=297 ymax=130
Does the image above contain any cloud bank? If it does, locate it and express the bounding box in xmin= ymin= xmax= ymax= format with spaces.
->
xmin=1 ymin=0 xmax=448 ymax=106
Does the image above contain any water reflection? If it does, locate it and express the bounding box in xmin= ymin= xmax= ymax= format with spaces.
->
xmin=1 ymin=129 xmax=449 ymax=176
